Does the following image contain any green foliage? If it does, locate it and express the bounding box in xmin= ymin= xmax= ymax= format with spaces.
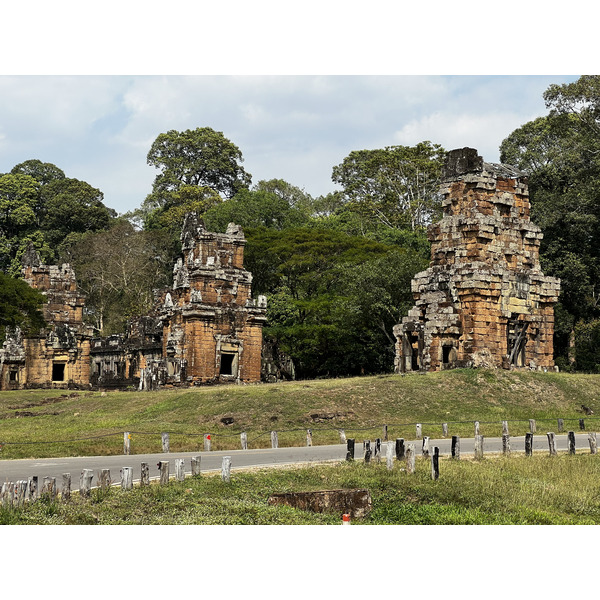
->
xmin=11 ymin=159 xmax=65 ymax=186
xmin=0 ymin=272 xmax=46 ymax=342
xmin=574 ymin=319 xmax=600 ymax=372
xmin=331 ymin=141 xmax=445 ymax=231
xmin=145 ymin=127 xmax=252 ymax=210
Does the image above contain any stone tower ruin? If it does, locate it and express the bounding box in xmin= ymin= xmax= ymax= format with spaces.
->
xmin=393 ymin=147 xmax=560 ymax=373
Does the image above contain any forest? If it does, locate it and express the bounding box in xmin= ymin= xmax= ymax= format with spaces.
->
xmin=2 ymin=75 xmax=600 ymax=377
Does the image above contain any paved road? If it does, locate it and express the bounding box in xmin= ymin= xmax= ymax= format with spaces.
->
xmin=0 ymin=432 xmax=595 ymax=488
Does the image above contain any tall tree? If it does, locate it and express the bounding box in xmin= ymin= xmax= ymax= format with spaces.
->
xmin=331 ymin=141 xmax=445 ymax=231
xmin=0 ymin=272 xmax=46 ymax=342
xmin=144 ymin=127 xmax=252 ymax=216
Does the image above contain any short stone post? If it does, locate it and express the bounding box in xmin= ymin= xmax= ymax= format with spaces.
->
xmin=159 ymin=460 xmax=169 ymax=485
xmin=474 ymin=421 xmax=480 ymax=436
xmin=451 ymin=435 xmax=460 ymax=460
xmin=588 ymin=432 xmax=597 ymax=455
xmin=306 ymin=429 xmax=312 ymax=447
xmin=416 ymin=423 xmax=422 ymax=438
xmin=175 ymin=458 xmax=185 ymax=482
xmin=161 ymin=432 xmax=170 ymax=453
xmin=121 ymin=467 xmax=133 ymax=490
xmin=474 ymin=435 xmax=484 ymax=460
xmin=406 ymin=443 xmax=416 ymax=474
xmin=339 ymin=429 xmax=346 ymax=443
xmin=80 ymin=469 xmax=93 ymax=498
xmin=124 ymin=432 xmax=131 ymax=455
xmin=375 ymin=438 xmax=382 ymax=460
xmin=99 ymin=469 xmax=111 ymax=490
xmin=62 ymin=473 xmax=71 ymax=501
xmin=442 ymin=423 xmax=448 ymax=437
xmin=525 ymin=433 xmax=533 ymax=457
xmin=1 ymin=483 xmax=11 ymax=508
xmin=42 ymin=476 xmax=57 ymax=499
xmin=502 ymin=421 xmax=509 ymax=436
xmin=529 ymin=419 xmax=536 ymax=434
xmin=579 ymin=419 xmax=586 ymax=431
xmin=221 ymin=456 xmax=232 ymax=483
xmin=240 ymin=432 xmax=248 ymax=450
xmin=204 ymin=434 xmax=211 ymax=452
xmin=14 ymin=481 xmax=26 ymax=506
xmin=568 ymin=431 xmax=576 ymax=454
xmin=386 ymin=441 xmax=394 ymax=470
xmin=382 ymin=424 xmax=388 ymax=441
xmin=558 ymin=418 xmax=564 ymax=433
xmin=395 ymin=438 xmax=405 ymax=460
xmin=547 ymin=432 xmax=557 ymax=456
xmin=346 ymin=439 xmax=355 ymax=462
xmin=28 ymin=476 xmax=38 ymax=502
xmin=502 ymin=434 xmax=510 ymax=455
xmin=431 ymin=447 xmax=440 ymax=481
xmin=271 ymin=431 xmax=278 ymax=449
xmin=140 ymin=463 xmax=150 ymax=486
xmin=422 ymin=436 xmax=430 ymax=457
xmin=191 ymin=455 xmax=201 ymax=476
xmin=364 ymin=440 xmax=372 ymax=464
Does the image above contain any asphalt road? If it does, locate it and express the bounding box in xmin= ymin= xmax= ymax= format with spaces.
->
xmin=0 ymin=432 xmax=595 ymax=488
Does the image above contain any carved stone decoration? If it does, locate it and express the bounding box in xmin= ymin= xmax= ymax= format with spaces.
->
xmin=394 ymin=148 xmax=560 ymax=373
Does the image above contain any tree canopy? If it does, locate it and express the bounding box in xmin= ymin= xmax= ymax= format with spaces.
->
xmin=0 ymin=272 xmax=46 ymax=342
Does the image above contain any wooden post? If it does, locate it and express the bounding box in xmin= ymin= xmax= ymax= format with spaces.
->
xmin=474 ymin=421 xmax=480 ymax=436
xmin=529 ymin=419 xmax=536 ymax=434
xmin=568 ymin=431 xmax=576 ymax=454
xmin=474 ymin=435 xmax=484 ymax=460
xmin=175 ymin=458 xmax=185 ymax=482
xmin=395 ymin=438 xmax=405 ymax=460
xmin=191 ymin=455 xmax=201 ymax=476
xmin=306 ymin=429 xmax=312 ymax=447
xmin=161 ymin=432 xmax=170 ymax=453
xmin=588 ymin=432 xmax=597 ymax=455
xmin=159 ymin=460 xmax=169 ymax=485
xmin=580 ymin=419 xmax=586 ymax=431
xmin=502 ymin=421 xmax=509 ymax=436
xmin=121 ymin=467 xmax=133 ymax=490
xmin=221 ymin=456 xmax=232 ymax=483
xmin=364 ymin=440 xmax=372 ymax=464
xmin=382 ymin=424 xmax=388 ymax=441
xmin=422 ymin=436 xmax=430 ymax=457
xmin=240 ymin=431 xmax=248 ymax=450
xmin=28 ymin=476 xmax=38 ymax=502
xmin=339 ymin=429 xmax=346 ymax=443
xmin=451 ymin=435 xmax=460 ymax=460
xmin=62 ymin=473 xmax=71 ymax=501
xmin=140 ymin=462 xmax=150 ymax=486
xmin=80 ymin=469 xmax=93 ymax=498
xmin=525 ymin=433 xmax=533 ymax=457
xmin=386 ymin=441 xmax=394 ymax=470
xmin=204 ymin=434 xmax=211 ymax=452
xmin=442 ymin=423 xmax=448 ymax=437
xmin=547 ymin=432 xmax=557 ymax=456
xmin=558 ymin=418 xmax=564 ymax=433
xmin=406 ymin=443 xmax=415 ymax=474
xmin=99 ymin=469 xmax=111 ymax=490
xmin=431 ymin=447 xmax=440 ymax=481
xmin=502 ymin=434 xmax=511 ymax=455
xmin=271 ymin=431 xmax=279 ymax=449
xmin=346 ymin=439 xmax=355 ymax=461
xmin=124 ymin=432 xmax=131 ymax=455
xmin=416 ymin=423 xmax=422 ymax=438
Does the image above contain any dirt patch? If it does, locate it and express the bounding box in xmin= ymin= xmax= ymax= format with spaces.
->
xmin=308 ymin=410 xmax=355 ymax=422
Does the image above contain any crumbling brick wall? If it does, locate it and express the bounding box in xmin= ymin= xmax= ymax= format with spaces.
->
xmin=393 ymin=147 xmax=560 ymax=373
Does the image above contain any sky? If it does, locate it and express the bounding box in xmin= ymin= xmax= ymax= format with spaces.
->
xmin=0 ymin=74 xmax=580 ymax=215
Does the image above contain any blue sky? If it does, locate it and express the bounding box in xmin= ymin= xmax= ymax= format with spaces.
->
xmin=0 ymin=75 xmax=579 ymax=215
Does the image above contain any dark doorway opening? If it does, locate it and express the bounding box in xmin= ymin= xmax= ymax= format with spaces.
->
xmin=9 ymin=370 xmax=18 ymax=382
xmin=442 ymin=345 xmax=452 ymax=365
xmin=220 ymin=353 xmax=235 ymax=376
xmin=52 ymin=363 xmax=66 ymax=381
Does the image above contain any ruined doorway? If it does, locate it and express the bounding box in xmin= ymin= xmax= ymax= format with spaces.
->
xmin=442 ymin=344 xmax=456 ymax=368
xmin=52 ymin=362 xmax=66 ymax=381
xmin=220 ymin=352 xmax=238 ymax=376
xmin=507 ymin=318 xmax=528 ymax=367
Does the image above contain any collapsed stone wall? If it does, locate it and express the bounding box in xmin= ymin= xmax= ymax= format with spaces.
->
xmin=393 ymin=147 xmax=560 ymax=373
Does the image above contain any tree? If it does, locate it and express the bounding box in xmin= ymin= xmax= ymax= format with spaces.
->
xmin=331 ymin=141 xmax=445 ymax=231
xmin=0 ymin=272 xmax=46 ymax=342
xmin=144 ymin=127 xmax=252 ymax=215
xmin=11 ymin=159 xmax=65 ymax=186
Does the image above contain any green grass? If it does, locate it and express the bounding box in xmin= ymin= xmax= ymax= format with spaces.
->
xmin=4 ymin=452 xmax=600 ymax=524
xmin=1 ymin=369 xmax=600 ymax=459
